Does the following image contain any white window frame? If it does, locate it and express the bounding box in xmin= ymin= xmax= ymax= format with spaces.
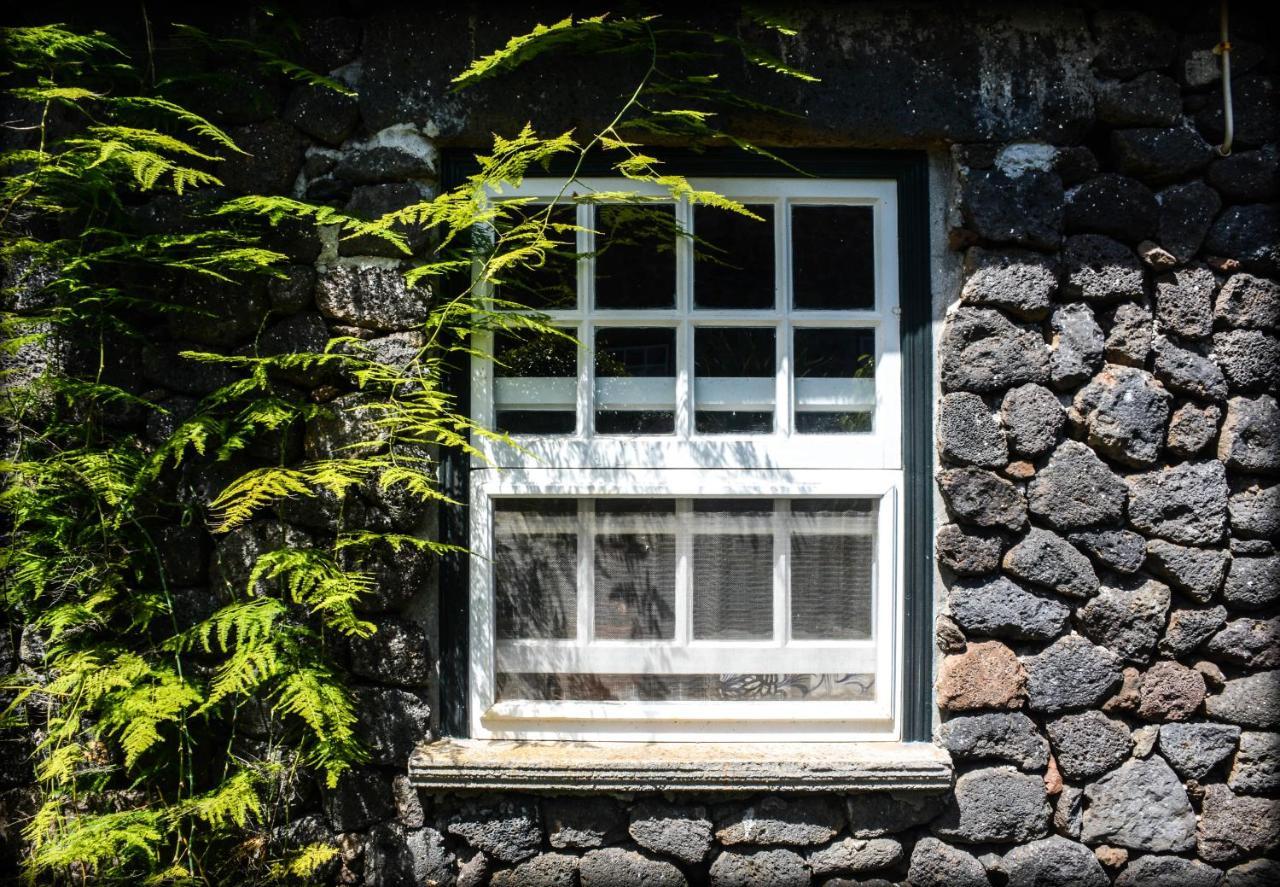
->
xmin=468 ymin=177 xmax=904 ymax=741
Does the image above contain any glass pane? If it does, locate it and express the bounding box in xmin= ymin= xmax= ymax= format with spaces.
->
xmin=794 ymin=328 xmax=875 ymax=434
xmin=692 ymin=499 xmax=773 ymax=640
xmin=594 ymin=327 xmax=676 ymax=434
xmin=594 ymin=204 xmax=676 ymax=309
xmin=495 ymin=204 xmax=579 ymax=311
xmin=493 ymin=329 xmax=577 ymax=434
xmin=594 ymin=533 xmax=676 ymax=640
xmin=496 ymin=672 xmax=875 ymax=702
xmin=494 ymin=499 xmax=577 ymax=639
xmin=695 ymin=327 xmax=775 ymax=434
xmin=693 ymin=204 xmax=775 ymax=309
xmin=792 ymin=205 xmax=875 ymax=310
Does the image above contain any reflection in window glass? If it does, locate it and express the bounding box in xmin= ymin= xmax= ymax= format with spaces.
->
xmin=594 ymin=505 xmax=677 ymax=640
xmin=494 ymin=500 xmax=577 ymax=639
xmin=790 ymin=499 xmax=876 ymax=640
xmin=493 ymin=329 xmax=577 ymax=434
xmin=693 ymin=204 xmax=775 ymax=309
xmin=695 ymin=327 xmax=775 ymax=434
xmin=794 ymin=328 xmax=875 ymax=433
xmin=792 ymin=205 xmax=874 ymax=310
xmin=495 ymin=204 xmax=579 ymax=311
xmin=594 ymin=327 xmax=676 ymax=434
xmin=595 ymin=204 xmax=677 ymax=309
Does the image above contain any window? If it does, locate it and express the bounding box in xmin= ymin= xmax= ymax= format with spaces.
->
xmin=447 ymin=159 xmax=932 ymax=744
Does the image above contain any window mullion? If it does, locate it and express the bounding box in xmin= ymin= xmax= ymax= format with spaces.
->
xmin=579 ymin=202 xmax=594 ymax=439
xmin=773 ymin=498 xmax=790 ymax=648
xmin=675 ymin=499 xmax=692 ymax=646
xmin=578 ymin=498 xmax=594 ymax=646
xmin=777 ymin=200 xmax=793 ymax=436
xmin=676 ymin=196 xmax=694 ymax=439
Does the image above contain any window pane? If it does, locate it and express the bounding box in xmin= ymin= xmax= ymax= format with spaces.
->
xmin=594 ymin=533 xmax=676 ymax=640
xmin=693 ymin=500 xmax=774 ymax=640
xmin=496 ymin=672 xmax=875 ymax=702
xmin=494 ymin=500 xmax=577 ymax=639
xmin=693 ymin=204 xmax=775 ymax=309
xmin=493 ymin=329 xmax=577 ymax=434
xmin=792 ymin=205 xmax=874 ymax=310
xmin=695 ymin=327 xmax=775 ymax=434
xmin=790 ymin=498 xmax=876 ymax=641
xmin=594 ymin=327 xmax=676 ymax=434
xmin=495 ymin=204 xmax=579 ymax=311
xmin=594 ymin=204 xmax=676 ymax=309
xmin=794 ymin=328 xmax=875 ymax=434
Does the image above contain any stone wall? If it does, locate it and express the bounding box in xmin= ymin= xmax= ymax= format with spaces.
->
xmin=3 ymin=2 xmax=1278 ymax=884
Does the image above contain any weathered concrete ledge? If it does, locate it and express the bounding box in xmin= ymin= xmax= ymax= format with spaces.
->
xmin=408 ymin=740 xmax=954 ymax=793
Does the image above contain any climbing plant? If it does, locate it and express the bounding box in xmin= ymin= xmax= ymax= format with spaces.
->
xmin=1 ymin=11 xmax=813 ymax=884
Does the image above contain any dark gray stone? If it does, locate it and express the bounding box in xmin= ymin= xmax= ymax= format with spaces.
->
xmin=1207 ymin=616 xmax=1280 ymax=669
xmin=220 ymin=120 xmax=307 ymax=194
xmin=1137 ymin=660 xmax=1206 ymax=722
xmin=710 ymin=849 xmax=807 ymax=887
xmin=1214 ymin=272 xmax=1280 ymax=330
xmin=1091 ymin=9 xmax=1175 ymax=78
xmin=1145 ymin=540 xmax=1229 ymax=602
xmin=1156 ymin=181 xmax=1223 ymax=263
xmin=1024 ymin=634 xmax=1123 ymax=713
xmin=1104 ymin=302 xmax=1154 ymax=368
xmin=1229 ymin=481 xmax=1279 ymax=538
xmin=1053 ymin=786 xmax=1082 ymax=840
xmin=1096 ymin=73 xmax=1180 ymax=127
xmin=1081 ymin=756 xmax=1195 ymax=852
xmin=1222 ymin=555 xmax=1280 ymax=610
xmin=936 ymin=524 xmax=1004 ymax=576
xmin=1002 ymin=528 xmax=1098 ymax=598
xmin=1205 ymin=205 xmax=1280 ymax=277
xmin=938 ymin=392 xmax=1008 ymax=468
xmin=1209 ymin=145 xmax=1280 ymax=204
xmin=807 ymin=837 xmax=902 ymax=877
xmin=1197 ymin=784 xmax=1280 ymax=865
xmin=351 ymin=686 xmax=429 ymax=766
xmin=1197 ymin=74 xmax=1278 ymax=150
xmin=1054 ymin=146 xmax=1099 ymax=187
xmin=948 ymin=574 xmax=1070 ymax=641
xmin=960 ymin=248 xmax=1056 ymax=320
xmin=1067 ymin=528 xmax=1147 ymax=574
xmin=335 ymin=145 xmax=436 ymax=185
xmin=846 ymin=792 xmax=947 ymax=838
xmin=629 ymin=801 xmax=712 ymax=864
xmin=1064 ymin=174 xmax=1157 ymax=242
xmin=315 ymin=264 xmax=431 ymax=332
xmin=940 ymin=308 xmax=1050 ymax=394
xmin=1160 ymin=604 xmax=1228 ymax=658
xmin=1215 ymin=329 xmax=1280 ymax=394
xmin=1048 ymin=302 xmax=1104 ymax=390
xmin=1160 ymin=722 xmax=1241 ymax=780
xmin=268 ymin=265 xmax=318 ymax=313
xmin=579 ymin=847 xmax=686 ymax=887
xmin=324 ymin=767 xmax=395 ymax=832
xmin=1229 ymin=731 xmax=1280 ymax=794
xmin=1074 ymin=366 xmax=1171 ymax=467
xmin=1111 ymin=126 xmax=1215 ymax=185
xmin=1046 ymin=710 xmax=1131 ymax=780
xmin=284 ymin=83 xmax=360 ymax=146
xmin=349 ymin=330 xmax=428 ymax=371
xmin=1206 ymin=671 xmax=1280 ymax=729
xmin=1224 ymin=859 xmax=1280 ymax=887
xmin=169 ymin=274 xmax=271 ymax=348
xmin=938 ymin=468 xmax=1027 ymax=532
xmin=1027 ymin=441 xmax=1127 ymax=530
xmin=1218 ymin=394 xmax=1280 ymax=474
xmin=491 ymin=852 xmax=577 ymax=887
xmin=1000 ymin=383 xmax=1064 ymax=458
xmin=363 ymin=823 xmax=454 ymax=887
xmin=447 ymin=799 xmax=541 ymax=863
xmin=1166 ymin=401 xmax=1222 ymax=458
xmin=1063 ymin=234 xmax=1145 ymax=302
xmin=1115 ymin=855 xmax=1222 ymax=887
xmin=932 ymin=766 xmax=1049 ymax=844
xmin=1004 ymin=836 xmax=1108 ymax=887
xmin=349 ymin=619 xmax=432 ymax=687
xmin=1153 ymin=336 xmax=1228 ymax=401
xmin=935 ymin=712 xmax=1049 ymax=770
xmin=715 ymin=796 xmax=843 ymax=847
xmin=546 ymin=797 xmax=626 ymax=849
xmin=1154 ymin=265 xmax=1217 ymax=340
xmin=961 ymin=169 xmax=1063 ymax=251
xmin=1127 ymin=461 xmax=1229 ymax=546
xmin=340 ymin=183 xmax=431 ymax=258
xmin=392 ymin=773 xmax=423 ymax=828
xmin=1231 ymin=538 xmax=1274 ymax=556
xmin=1079 ymin=576 xmax=1171 ymax=665
xmin=906 ymin=837 xmax=989 ymax=887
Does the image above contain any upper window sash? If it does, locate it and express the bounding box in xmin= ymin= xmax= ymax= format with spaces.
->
xmin=470 ymin=177 xmax=902 ymax=471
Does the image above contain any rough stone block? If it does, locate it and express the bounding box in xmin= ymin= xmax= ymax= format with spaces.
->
xmin=1081 ymin=756 xmax=1195 ymax=852
xmin=1127 ymin=460 xmax=1229 ymax=545
xmin=1024 ymin=634 xmax=1122 ymax=714
xmin=960 ymin=247 xmax=1056 ymax=320
xmin=935 ymin=712 xmax=1048 ymax=771
xmin=940 ymin=307 xmax=1050 ymax=394
xmin=932 ymin=766 xmax=1049 ymax=844
xmin=1027 ymin=441 xmax=1127 ymax=530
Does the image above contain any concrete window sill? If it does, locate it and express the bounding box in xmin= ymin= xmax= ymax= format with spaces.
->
xmin=408 ymin=739 xmax=953 ymax=793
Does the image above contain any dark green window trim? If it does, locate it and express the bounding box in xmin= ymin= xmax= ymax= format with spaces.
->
xmin=437 ymin=149 xmax=934 ymax=742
